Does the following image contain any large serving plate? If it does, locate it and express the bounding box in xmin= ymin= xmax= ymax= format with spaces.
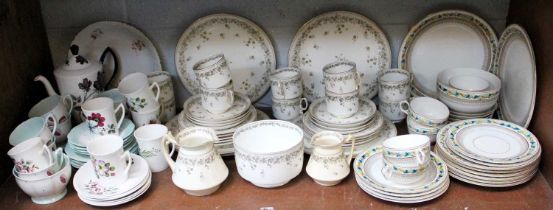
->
xmin=497 ymin=24 xmax=536 ymax=128
xmin=72 ymin=21 xmax=162 ymax=87
xmin=289 ymin=11 xmax=391 ymax=101
xmin=176 ymin=14 xmax=276 ymax=102
xmin=399 ymin=10 xmax=498 ymax=97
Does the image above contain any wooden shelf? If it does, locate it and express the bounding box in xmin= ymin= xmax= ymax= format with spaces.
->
xmin=1 ymin=156 xmax=553 ymax=209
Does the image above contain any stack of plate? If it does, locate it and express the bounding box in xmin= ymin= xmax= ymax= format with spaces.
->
xmin=178 ymin=93 xmax=267 ymax=155
xmin=73 ymin=154 xmax=151 ymax=206
xmin=302 ymin=99 xmax=397 ymax=155
xmin=65 ymin=119 xmax=139 ymax=168
xmin=354 ymin=147 xmax=450 ymax=203
xmin=435 ymin=119 xmax=541 ymax=187
xmin=448 ymin=104 xmax=496 ymax=121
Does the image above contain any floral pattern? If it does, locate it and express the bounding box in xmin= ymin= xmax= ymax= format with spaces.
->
xmin=14 ymin=159 xmax=39 ymax=173
xmin=129 ymin=97 xmax=148 ymax=112
xmin=140 ymin=148 xmax=160 ymax=158
xmin=84 ymin=180 xmax=118 ymax=195
xmin=92 ymin=157 xmax=117 ymax=178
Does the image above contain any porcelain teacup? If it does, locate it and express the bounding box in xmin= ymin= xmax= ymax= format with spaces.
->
xmin=270 ymin=67 xmax=302 ymax=100
xmin=193 ymin=54 xmax=232 ymax=89
xmin=323 ymin=61 xmax=359 ymax=94
xmin=134 ymin=124 xmax=172 ymax=172
xmin=325 ymin=89 xmax=359 ymax=118
xmin=131 ymin=104 xmax=161 ymax=127
xmin=15 ymin=148 xmax=64 ymax=180
xmin=306 ymin=131 xmax=355 ymax=186
xmin=272 ymin=97 xmax=308 ymax=121
xmin=400 ymin=97 xmax=449 ymax=127
xmin=382 ymin=158 xmax=427 ymax=185
xmin=199 ymin=82 xmax=234 ymax=114
xmin=379 ymin=98 xmax=406 ymax=123
xmin=87 ymin=135 xmax=132 ymax=187
xmin=9 ymin=116 xmax=56 ymax=149
xmin=8 ymin=137 xmax=54 ymax=174
xmin=406 ymin=116 xmax=441 ymax=143
xmin=378 ymin=68 xmax=411 ymax=102
xmin=81 ymin=97 xmax=125 ymax=135
xmin=162 ymin=127 xmax=228 ymax=196
xmin=382 ymin=134 xmax=430 ymax=169
xmin=147 ymin=71 xmax=175 ymax=103
xmin=118 ymin=72 xmax=160 ymax=112
xmin=28 ymin=95 xmax=73 ymax=142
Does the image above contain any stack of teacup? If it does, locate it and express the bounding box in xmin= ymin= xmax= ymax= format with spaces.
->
xmin=28 ymin=94 xmax=73 ymax=144
xmin=322 ymin=61 xmax=360 ymax=118
xmin=381 ymin=135 xmax=431 ymax=185
xmin=400 ymin=97 xmax=449 ymax=143
xmin=193 ymin=54 xmax=235 ymax=114
xmin=270 ymin=67 xmax=307 ymax=123
xmin=8 ymin=138 xmax=71 ymax=204
xmin=377 ymin=68 xmax=412 ymax=123
xmin=118 ymin=72 xmax=161 ymax=127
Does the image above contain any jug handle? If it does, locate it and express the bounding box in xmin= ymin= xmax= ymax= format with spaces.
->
xmin=99 ymin=47 xmax=118 ymax=89
xmin=345 ymin=134 xmax=355 ymax=165
xmin=161 ymin=132 xmax=177 ymax=171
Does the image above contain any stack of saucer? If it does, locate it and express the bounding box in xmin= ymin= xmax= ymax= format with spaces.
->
xmin=302 ymin=98 xmax=397 ymax=155
xmin=65 ymin=119 xmax=138 ymax=168
xmin=435 ymin=119 xmax=541 ymax=187
xmin=178 ymin=93 xmax=260 ymax=155
xmin=354 ymin=135 xmax=450 ymax=204
xmin=73 ymin=154 xmax=151 ymax=206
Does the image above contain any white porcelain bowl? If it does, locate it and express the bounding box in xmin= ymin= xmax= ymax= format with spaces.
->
xmin=233 ymin=120 xmax=304 ymax=188
xmin=14 ymin=154 xmax=71 ymax=204
xmin=437 ymin=68 xmax=501 ymax=101
xmin=438 ymin=90 xmax=497 ymax=114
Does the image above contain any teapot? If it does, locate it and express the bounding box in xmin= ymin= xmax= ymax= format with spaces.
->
xmin=34 ymin=45 xmax=117 ymax=105
xmin=306 ymin=131 xmax=355 ymax=186
xmin=161 ymin=127 xmax=229 ymax=196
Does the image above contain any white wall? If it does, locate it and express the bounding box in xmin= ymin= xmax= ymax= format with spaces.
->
xmin=41 ymin=0 xmax=510 ymax=107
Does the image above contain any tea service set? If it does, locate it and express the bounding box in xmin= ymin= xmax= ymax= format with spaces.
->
xmin=7 ymin=8 xmax=542 ymax=206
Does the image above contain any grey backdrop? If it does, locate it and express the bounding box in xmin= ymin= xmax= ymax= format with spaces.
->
xmin=40 ymin=0 xmax=510 ymax=107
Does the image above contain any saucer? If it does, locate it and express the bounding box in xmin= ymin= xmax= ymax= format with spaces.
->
xmin=68 ymin=119 xmax=135 ymax=147
xmin=73 ymin=154 xmax=150 ymax=199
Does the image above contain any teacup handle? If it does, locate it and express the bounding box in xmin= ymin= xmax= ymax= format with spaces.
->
xmin=161 ymin=132 xmax=177 ymax=171
xmin=382 ymin=163 xmax=393 ymax=180
xmin=399 ymin=100 xmax=410 ymax=115
xmin=62 ymin=94 xmax=74 ymax=115
xmin=53 ymin=148 xmax=63 ymax=167
xmin=40 ymin=144 xmax=54 ymax=166
xmin=345 ymin=135 xmax=356 ymax=165
xmin=227 ymin=90 xmax=234 ymax=105
xmin=355 ymin=72 xmax=361 ymax=89
xmin=122 ymin=151 xmax=132 ymax=175
xmin=277 ymin=82 xmax=285 ymax=98
xmin=300 ymin=98 xmax=309 ymax=111
xmin=45 ymin=113 xmax=57 ymax=137
xmin=149 ymin=82 xmax=160 ymax=102
xmin=114 ymin=103 xmax=126 ymax=130
xmin=415 ymin=148 xmax=426 ymax=165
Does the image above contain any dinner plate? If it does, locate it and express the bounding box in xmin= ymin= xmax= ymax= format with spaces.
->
xmin=399 ymin=10 xmax=498 ymax=97
xmin=289 ymin=11 xmax=391 ymax=101
xmin=176 ymin=13 xmax=276 ymax=102
xmin=497 ymin=24 xmax=536 ymax=128
xmin=71 ymin=21 xmax=162 ymax=88
xmin=354 ymin=147 xmax=448 ymax=194
xmin=355 ymin=176 xmax=449 ymax=203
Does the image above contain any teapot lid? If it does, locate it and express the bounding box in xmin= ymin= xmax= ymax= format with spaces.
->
xmin=64 ymin=45 xmax=92 ymax=70
xmin=55 ymin=45 xmax=102 ymax=77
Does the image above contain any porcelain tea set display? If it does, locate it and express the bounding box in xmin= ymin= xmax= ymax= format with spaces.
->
xmin=354 ymin=135 xmax=450 ymax=203
xmin=73 ymin=135 xmax=152 ymax=206
xmin=8 ymin=137 xmax=71 ymax=204
xmin=401 ymin=97 xmax=449 ymax=143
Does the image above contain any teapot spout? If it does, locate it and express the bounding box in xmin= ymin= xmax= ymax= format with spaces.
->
xmin=34 ymin=75 xmax=59 ymax=96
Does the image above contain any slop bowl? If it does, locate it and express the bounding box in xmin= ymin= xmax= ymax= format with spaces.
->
xmin=233 ymin=120 xmax=304 ymax=188
xmin=14 ymin=154 xmax=71 ymax=205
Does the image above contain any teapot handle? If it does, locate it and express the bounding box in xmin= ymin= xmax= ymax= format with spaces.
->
xmin=99 ymin=47 xmax=118 ymax=89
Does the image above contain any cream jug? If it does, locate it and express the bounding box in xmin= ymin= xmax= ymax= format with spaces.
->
xmin=306 ymin=131 xmax=355 ymax=186
xmin=161 ymin=127 xmax=228 ymax=196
